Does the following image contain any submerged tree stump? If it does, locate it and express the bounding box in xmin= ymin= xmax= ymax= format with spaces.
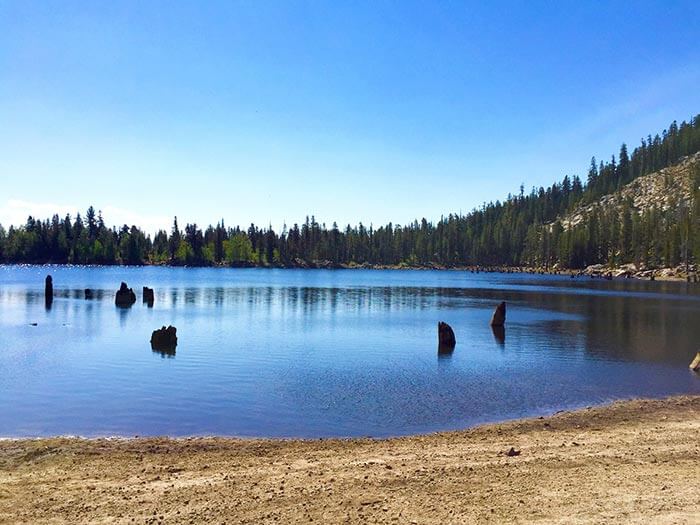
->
xmin=438 ymin=321 xmax=456 ymax=347
xmin=143 ymin=286 xmax=155 ymax=306
xmin=115 ymin=282 xmax=136 ymax=307
xmin=151 ymin=325 xmax=177 ymax=354
xmin=490 ymin=301 xmax=506 ymax=327
xmin=491 ymin=325 xmax=505 ymax=345
xmin=44 ymin=275 xmax=53 ymax=303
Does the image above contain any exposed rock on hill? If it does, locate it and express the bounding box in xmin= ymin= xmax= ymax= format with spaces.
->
xmin=560 ymin=152 xmax=700 ymax=230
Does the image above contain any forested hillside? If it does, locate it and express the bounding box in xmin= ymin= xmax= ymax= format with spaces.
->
xmin=1 ymin=114 xmax=699 ymax=269
xmin=547 ymin=152 xmax=700 ymax=270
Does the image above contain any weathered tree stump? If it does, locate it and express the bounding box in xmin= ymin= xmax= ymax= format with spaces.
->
xmin=143 ymin=286 xmax=155 ymax=306
xmin=490 ymin=301 xmax=506 ymax=327
xmin=151 ymin=325 xmax=177 ymax=354
xmin=115 ymin=282 xmax=136 ymax=307
xmin=438 ymin=321 xmax=456 ymax=347
xmin=45 ymin=275 xmax=53 ymax=303
xmin=491 ymin=325 xmax=505 ymax=345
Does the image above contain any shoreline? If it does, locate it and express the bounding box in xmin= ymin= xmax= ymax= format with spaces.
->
xmin=0 ymin=395 xmax=692 ymax=443
xmin=2 ymin=395 xmax=698 ymax=523
xmin=3 ymin=261 xmax=696 ymax=282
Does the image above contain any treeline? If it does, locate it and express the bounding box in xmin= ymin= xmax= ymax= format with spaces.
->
xmin=1 ymin=114 xmax=700 ymax=269
xmin=523 ymin=173 xmax=700 ymax=270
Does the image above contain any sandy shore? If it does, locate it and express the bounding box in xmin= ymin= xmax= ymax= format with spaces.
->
xmin=1 ymin=396 xmax=698 ymax=524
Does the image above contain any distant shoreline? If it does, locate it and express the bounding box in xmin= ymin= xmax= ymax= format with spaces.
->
xmin=3 ymin=261 xmax=695 ymax=281
xmin=1 ymin=395 xmax=698 ymax=523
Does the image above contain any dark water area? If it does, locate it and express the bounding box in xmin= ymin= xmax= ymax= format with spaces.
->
xmin=1 ymin=265 xmax=698 ymax=438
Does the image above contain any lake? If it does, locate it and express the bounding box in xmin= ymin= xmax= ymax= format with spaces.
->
xmin=0 ymin=265 xmax=698 ymax=438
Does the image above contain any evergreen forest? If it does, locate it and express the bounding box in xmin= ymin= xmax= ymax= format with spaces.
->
xmin=2 ymin=114 xmax=700 ymax=270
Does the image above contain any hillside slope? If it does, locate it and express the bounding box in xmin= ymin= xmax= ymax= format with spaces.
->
xmin=560 ymin=152 xmax=700 ymax=230
xmin=542 ymin=152 xmax=700 ymax=277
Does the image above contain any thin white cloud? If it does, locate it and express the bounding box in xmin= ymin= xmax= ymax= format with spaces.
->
xmin=0 ymin=199 xmax=172 ymax=236
xmin=1 ymin=199 xmax=76 ymax=228
xmin=537 ymin=63 xmax=700 ymax=152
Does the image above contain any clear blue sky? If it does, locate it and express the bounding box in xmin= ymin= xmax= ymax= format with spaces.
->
xmin=1 ymin=1 xmax=699 ymax=234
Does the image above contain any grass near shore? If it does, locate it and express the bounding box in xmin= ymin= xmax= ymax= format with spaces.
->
xmin=1 ymin=396 xmax=698 ymax=524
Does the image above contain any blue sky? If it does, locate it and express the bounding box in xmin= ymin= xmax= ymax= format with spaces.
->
xmin=1 ymin=1 xmax=699 ymax=234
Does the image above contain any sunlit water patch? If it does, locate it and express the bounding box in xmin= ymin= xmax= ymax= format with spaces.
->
xmin=0 ymin=265 xmax=698 ymax=437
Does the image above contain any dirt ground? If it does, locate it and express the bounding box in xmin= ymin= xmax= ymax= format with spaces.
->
xmin=0 ymin=396 xmax=698 ymax=524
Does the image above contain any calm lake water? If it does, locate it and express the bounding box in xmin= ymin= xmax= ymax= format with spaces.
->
xmin=1 ymin=265 xmax=698 ymax=438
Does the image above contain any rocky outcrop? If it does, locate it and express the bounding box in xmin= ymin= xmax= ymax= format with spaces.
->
xmin=490 ymin=302 xmax=506 ymax=327
xmin=151 ymin=325 xmax=177 ymax=354
xmin=437 ymin=321 xmax=456 ymax=347
xmin=316 ymin=260 xmax=342 ymax=269
xmin=115 ymin=282 xmax=136 ymax=307
xmin=143 ymin=287 xmax=154 ymax=306
xmin=559 ymin=152 xmax=700 ymax=230
xmin=549 ymin=153 xmax=700 ymax=282
xmin=579 ymin=262 xmax=698 ymax=281
xmin=293 ymin=258 xmax=310 ymax=269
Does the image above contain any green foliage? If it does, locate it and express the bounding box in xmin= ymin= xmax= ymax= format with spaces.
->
xmin=224 ymin=234 xmax=253 ymax=264
xmin=174 ymin=240 xmax=194 ymax=265
xmin=1 ymin=115 xmax=699 ymax=270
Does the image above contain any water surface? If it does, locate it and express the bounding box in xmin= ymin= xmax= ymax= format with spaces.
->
xmin=1 ymin=265 xmax=698 ymax=438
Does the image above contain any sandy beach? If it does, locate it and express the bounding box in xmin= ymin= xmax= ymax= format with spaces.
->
xmin=1 ymin=395 xmax=698 ymax=524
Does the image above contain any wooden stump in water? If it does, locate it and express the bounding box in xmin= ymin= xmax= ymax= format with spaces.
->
xmin=143 ymin=286 xmax=155 ymax=306
xmin=437 ymin=321 xmax=456 ymax=347
xmin=491 ymin=325 xmax=505 ymax=345
xmin=490 ymin=301 xmax=506 ymax=327
xmin=690 ymin=352 xmax=700 ymax=372
xmin=151 ymin=325 xmax=177 ymax=355
xmin=44 ymin=275 xmax=53 ymax=302
xmin=115 ymin=282 xmax=136 ymax=307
